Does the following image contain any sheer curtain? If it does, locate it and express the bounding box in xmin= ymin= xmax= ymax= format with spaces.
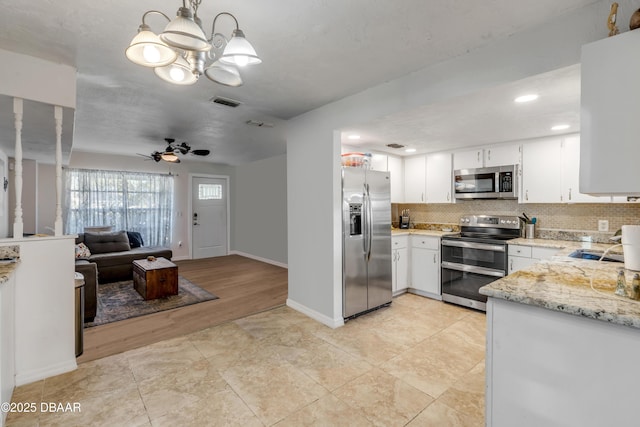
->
xmin=64 ymin=168 xmax=174 ymax=246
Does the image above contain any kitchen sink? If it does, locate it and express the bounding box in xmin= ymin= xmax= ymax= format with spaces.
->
xmin=567 ymin=249 xmax=624 ymax=263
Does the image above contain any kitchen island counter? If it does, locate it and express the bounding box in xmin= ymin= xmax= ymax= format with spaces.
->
xmin=482 ymin=242 xmax=640 ymax=427
xmin=481 ymin=243 xmax=637 ymax=328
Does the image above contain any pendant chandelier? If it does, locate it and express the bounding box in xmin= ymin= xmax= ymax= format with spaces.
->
xmin=125 ymin=0 xmax=261 ymax=87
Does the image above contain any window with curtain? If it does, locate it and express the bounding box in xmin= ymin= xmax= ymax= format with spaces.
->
xmin=64 ymin=168 xmax=174 ymax=247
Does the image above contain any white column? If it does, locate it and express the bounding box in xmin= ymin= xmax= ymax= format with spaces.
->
xmin=13 ymin=98 xmax=23 ymax=239
xmin=54 ymin=106 xmax=63 ymax=236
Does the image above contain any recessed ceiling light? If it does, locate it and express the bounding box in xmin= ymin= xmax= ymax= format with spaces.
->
xmin=347 ymin=135 xmax=361 ymax=140
xmin=514 ymin=94 xmax=539 ymax=103
xmin=405 ymin=148 xmax=417 ymax=153
xmin=551 ymin=124 xmax=570 ymax=131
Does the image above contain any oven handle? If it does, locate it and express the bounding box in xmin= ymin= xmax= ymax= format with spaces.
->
xmin=441 ymin=240 xmax=505 ymax=252
xmin=442 ymin=261 xmax=506 ymax=278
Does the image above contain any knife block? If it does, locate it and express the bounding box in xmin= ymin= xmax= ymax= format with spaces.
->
xmin=399 ymin=216 xmax=410 ymax=229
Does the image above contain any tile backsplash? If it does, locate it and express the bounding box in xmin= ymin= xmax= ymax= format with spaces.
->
xmin=393 ymin=200 xmax=640 ymax=242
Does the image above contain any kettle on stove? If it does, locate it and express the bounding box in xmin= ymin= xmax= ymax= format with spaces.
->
xmin=622 ymin=225 xmax=640 ymax=271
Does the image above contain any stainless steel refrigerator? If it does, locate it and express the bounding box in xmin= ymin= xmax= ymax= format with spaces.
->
xmin=342 ymin=168 xmax=392 ymax=319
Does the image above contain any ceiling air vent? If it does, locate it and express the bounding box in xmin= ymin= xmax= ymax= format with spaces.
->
xmin=209 ymin=96 xmax=242 ymax=108
xmin=246 ymin=120 xmax=274 ymax=128
xmin=386 ymin=143 xmax=405 ymax=149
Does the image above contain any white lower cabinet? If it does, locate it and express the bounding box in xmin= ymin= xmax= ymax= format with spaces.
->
xmin=508 ymin=244 xmax=560 ymax=274
xmin=410 ymin=235 xmax=441 ymax=299
xmin=392 ymin=235 xmax=409 ymax=294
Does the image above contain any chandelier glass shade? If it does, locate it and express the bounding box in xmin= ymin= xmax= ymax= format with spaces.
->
xmin=125 ymin=2 xmax=260 ymax=86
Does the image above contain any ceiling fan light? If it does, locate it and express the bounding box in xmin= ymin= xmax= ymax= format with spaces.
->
xmin=204 ymin=61 xmax=243 ymax=87
xmin=219 ymin=29 xmax=261 ymax=66
xmin=161 ymin=152 xmax=179 ymax=162
xmin=160 ymin=7 xmax=212 ymax=52
xmin=154 ymin=55 xmax=198 ymax=85
xmin=125 ymin=25 xmax=178 ymax=67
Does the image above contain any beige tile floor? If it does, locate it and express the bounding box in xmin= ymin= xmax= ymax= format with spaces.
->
xmin=6 ymin=293 xmax=486 ymax=427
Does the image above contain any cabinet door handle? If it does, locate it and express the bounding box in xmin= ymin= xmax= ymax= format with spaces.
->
xmin=509 ymin=258 xmax=513 ymax=272
xmin=433 ymin=253 xmax=436 ymax=263
xmin=477 ymin=151 xmax=480 ymax=162
xmin=422 ymin=192 xmax=424 ymax=202
xmin=525 ymin=190 xmax=529 ymax=201
xmin=488 ymin=149 xmax=491 ymax=161
xmin=447 ymin=191 xmax=450 ymax=201
xmin=569 ymin=188 xmax=572 ymax=201
xmin=397 ymin=251 xmax=400 ymax=262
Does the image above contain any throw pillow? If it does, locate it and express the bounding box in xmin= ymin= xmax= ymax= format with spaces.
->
xmin=84 ymin=231 xmax=131 ymax=254
xmin=75 ymin=243 xmax=91 ymax=259
xmin=127 ymin=231 xmax=144 ymax=248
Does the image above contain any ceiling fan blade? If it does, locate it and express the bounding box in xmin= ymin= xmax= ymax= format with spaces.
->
xmin=191 ymin=149 xmax=210 ymax=156
xmin=136 ymin=153 xmax=153 ymax=160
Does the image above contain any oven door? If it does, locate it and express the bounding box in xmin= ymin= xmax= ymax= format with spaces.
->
xmin=440 ymin=239 xmax=507 ymax=311
xmin=441 ymin=262 xmax=504 ymax=308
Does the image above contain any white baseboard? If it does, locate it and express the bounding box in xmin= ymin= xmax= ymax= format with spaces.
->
xmin=15 ymin=359 xmax=77 ymax=387
xmin=229 ymin=251 xmax=288 ymax=269
xmin=171 ymin=255 xmax=190 ymax=261
xmin=286 ymin=298 xmax=344 ymax=329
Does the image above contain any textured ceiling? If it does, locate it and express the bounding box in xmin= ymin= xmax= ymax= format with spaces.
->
xmin=0 ymin=0 xmax=600 ymax=165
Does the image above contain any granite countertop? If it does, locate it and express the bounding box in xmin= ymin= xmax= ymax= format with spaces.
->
xmin=481 ymin=241 xmax=640 ymax=329
xmin=392 ymin=229 xmax=456 ymax=238
xmin=0 ymin=261 xmax=19 ymax=285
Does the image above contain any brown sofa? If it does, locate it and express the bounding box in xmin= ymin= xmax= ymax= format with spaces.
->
xmin=75 ymin=230 xmax=173 ymax=322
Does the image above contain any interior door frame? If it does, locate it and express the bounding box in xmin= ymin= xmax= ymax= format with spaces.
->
xmin=188 ymin=173 xmax=231 ymax=260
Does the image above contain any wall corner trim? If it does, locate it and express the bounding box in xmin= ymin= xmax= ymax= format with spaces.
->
xmin=286 ymin=298 xmax=344 ymax=329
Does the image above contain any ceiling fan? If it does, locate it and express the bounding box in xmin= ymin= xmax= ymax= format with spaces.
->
xmin=138 ymin=138 xmax=211 ymax=163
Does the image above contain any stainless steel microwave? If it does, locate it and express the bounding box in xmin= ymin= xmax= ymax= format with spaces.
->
xmin=454 ymin=165 xmax=519 ymax=200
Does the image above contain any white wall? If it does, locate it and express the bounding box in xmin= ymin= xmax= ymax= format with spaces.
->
xmin=36 ymin=163 xmax=56 ymax=234
xmin=68 ymin=151 xmax=235 ymax=260
xmin=233 ymin=154 xmax=287 ymax=266
xmin=286 ymin=0 xmax=625 ymax=326
xmin=13 ymin=236 xmax=76 ymax=386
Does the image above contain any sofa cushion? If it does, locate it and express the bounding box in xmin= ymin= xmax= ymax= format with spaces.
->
xmin=126 ymin=231 xmax=144 ymax=248
xmin=84 ymin=231 xmax=131 ymax=254
xmin=75 ymin=242 xmax=91 ymax=259
xmin=88 ymin=246 xmax=172 ymax=268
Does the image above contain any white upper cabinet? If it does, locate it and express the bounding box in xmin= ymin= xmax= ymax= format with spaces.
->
xmin=522 ymin=135 xmax=611 ymax=204
xmin=404 ymin=155 xmax=426 ymax=203
xmin=581 ymin=30 xmax=640 ymax=196
xmin=387 ymin=155 xmax=404 ymax=203
xmin=453 ymin=149 xmax=483 ymax=170
xmin=522 ymin=138 xmax=563 ymax=203
xmin=484 ymin=144 xmax=521 ymax=168
xmin=561 ymin=135 xmax=611 ymax=203
xmin=369 ymin=152 xmax=388 ymax=172
xmin=426 ymin=152 xmax=453 ymax=203
xmin=454 ymin=143 xmax=520 ymax=170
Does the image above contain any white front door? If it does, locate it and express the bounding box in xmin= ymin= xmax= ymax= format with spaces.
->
xmin=191 ymin=176 xmax=228 ymax=259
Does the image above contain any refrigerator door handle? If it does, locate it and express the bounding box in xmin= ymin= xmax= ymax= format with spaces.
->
xmin=364 ymin=183 xmax=372 ymax=261
xmin=362 ymin=185 xmax=369 ymax=257
xmin=367 ymin=184 xmax=373 ymax=261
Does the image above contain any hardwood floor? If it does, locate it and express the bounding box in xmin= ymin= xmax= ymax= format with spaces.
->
xmin=77 ymin=255 xmax=288 ymax=364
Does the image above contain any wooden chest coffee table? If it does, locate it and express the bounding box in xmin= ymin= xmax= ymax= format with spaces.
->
xmin=133 ymin=257 xmax=178 ymax=300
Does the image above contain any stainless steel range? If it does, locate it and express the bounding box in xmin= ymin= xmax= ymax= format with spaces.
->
xmin=440 ymin=215 xmax=522 ymax=311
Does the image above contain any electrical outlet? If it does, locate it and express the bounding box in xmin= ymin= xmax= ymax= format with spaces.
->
xmin=598 ymin=220 xmax=609 ymax=232
xmin=178 ymin=241 xmax=183 ymax=247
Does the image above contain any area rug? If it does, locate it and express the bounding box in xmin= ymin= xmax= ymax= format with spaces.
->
xmin=85 ymin=276 xmax=218 ymax=328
